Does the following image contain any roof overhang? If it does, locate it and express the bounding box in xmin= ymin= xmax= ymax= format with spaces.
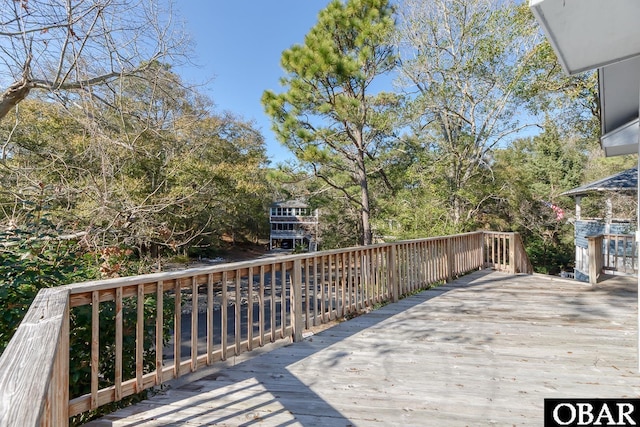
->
xmin=601 ymin=118 xmax=640 ymax=157
xmin=562 ymin=166 xmax=638 ymax=197
xmin=530 ymin=0 xmax=640 ymax=76
xmin=599 ymin=57 xmax=640 ymax=137
xmin=598 ymin=57 xmax=640 ymax=157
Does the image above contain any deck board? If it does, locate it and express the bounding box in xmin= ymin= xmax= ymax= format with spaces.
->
xmin=86 ymin=270 xmax=640 ymax=426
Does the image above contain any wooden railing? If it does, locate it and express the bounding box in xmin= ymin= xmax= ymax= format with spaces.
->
xmin=482 ymin=231 xmax=533 ymax=274
xmin=588 ymin=234 xmax=637 ymax=284
xmin=0 ymin=231 xmax=530 ymax=425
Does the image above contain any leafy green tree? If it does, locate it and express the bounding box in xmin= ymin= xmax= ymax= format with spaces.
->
xmin=394 ymin=0 xmax=543 ymax=230
xmin=262 ymin=0 xmax=397 ymax=245
xmin=493 ymin=121 xmax=587 ymax=273
xmin=1 ymin=68 xmax=271 ymax=259
xmin=0 ymin=215 xmax=95 ymax=353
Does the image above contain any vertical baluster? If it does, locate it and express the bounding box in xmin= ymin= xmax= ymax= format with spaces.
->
xmin=397 ymin=246 xmax=403 ymax=296
xmin=420 ymin=241 xmax=426 ymax=287
xmin=312 ymin=257 xmax=319 ymax=325
xmin=155 ymin=281 xmax=163 ymax=383
xmin=136 ymin=284 xmax=144 ymax=392
xmin=369 ymin=248 xmax=375 ymax=304
xmin=221 ymin=272 xmax=228 ymax=360
xmin=347 ymin=251 xmax=353 ymax=313
xmin=633 ymin=236 xmax=638 ymax=273
xmin=373 ymin=247 xmax=379 ymax=301
xmin=412 ymin=243 xmax=418 ymax=289
xmin=235 ymin=270 xmax=242 ymax=354
xmin=291 ymin=259 xmax=303 ymax=342
xmin=191 ymin=277 xmax=198 ymax=371
xmin=328 ymin=255 xmax=334 ymax=320
xmin=359 ymin=249 xmax=369 ymax=310
xmin=493 ymin=235 xmax=498 ymax=269
xmin=280 ymin=261 xmax=287 ymax=338
xmin=259 ymin=265 xmax=265 ymax=347
xmin=174 ymin=281 xmax=182 ymax=377
xmin=320 ymin=255 xmax=327 ymax=322
xmin=340 ymin=252 xmax=349 ymax=317
xmin=413 ymin=242 xmax=418 ymax=290
xmin=355 ymin=249 xmax=361 ymax=310
xmin=615 ymin=238 xmax=621 ymax=272
xmin=115 ymin=287 xmax=123 ymax=399
xmin=91 ymin=291 xmax=99 ymax=409
xmin=304 ymin=258 xmax=311 ymax=329
xmin=206 ymin=274 xmax=213 ymax=365
xmin=361 ymin=249 xmax=368 ymax=306
xmin=247 ymin=267 xmax=254 ymax=351
xmin=270 ymin=264 xmax=276 ymax=342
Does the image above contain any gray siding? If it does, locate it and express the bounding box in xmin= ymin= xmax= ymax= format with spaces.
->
xmin=574 ymin=221 xmax=633 ymax=248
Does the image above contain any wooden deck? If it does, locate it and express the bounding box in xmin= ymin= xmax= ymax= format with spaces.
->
xmin=86 ymin=270 xmax=640 ymax=426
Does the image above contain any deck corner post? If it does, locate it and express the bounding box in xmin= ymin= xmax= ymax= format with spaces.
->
xmin=389 ymin=243 xmax=398 ymax=302
xmin=291 ymin=258 xmax=304 ymax=342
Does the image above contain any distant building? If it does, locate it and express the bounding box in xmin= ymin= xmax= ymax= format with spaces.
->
xmin=269 ymin=201 xmax=319 ymax=251
xmin=562 ymin=167 xmax=637 ymax=282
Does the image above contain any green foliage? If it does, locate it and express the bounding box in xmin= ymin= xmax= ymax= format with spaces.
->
xmin=1 ymin=82 xmax=271 ymax=258
xmin=263 ymin=0 xmax=398 ymax=245
xmin=394 ymin=0 xmax=543 ymax=229
xmin=492 ymin=121 xmax=589 ymax=274
xmin=0 ymin=215 xmax=96 ymax=354
xmin=0 ymin=211 xmax=173 ymax=424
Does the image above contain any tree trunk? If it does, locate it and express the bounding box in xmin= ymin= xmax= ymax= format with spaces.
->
xmin=356 ymin=151 xmax=372 ymax=245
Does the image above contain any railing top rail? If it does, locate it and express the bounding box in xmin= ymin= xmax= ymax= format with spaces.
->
xmin=0 ymin=287 xmax=69 ymax=426
xmin=481 ymin=231 xmax=515 ymax=236
xmin=588 ymin=233 xmax=635 ymax=237
xmin=65 ymin=232 xmax=487 ymax=295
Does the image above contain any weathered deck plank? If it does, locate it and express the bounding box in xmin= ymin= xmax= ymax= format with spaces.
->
xmin=87 ymin=271 xmax=640 ymax=426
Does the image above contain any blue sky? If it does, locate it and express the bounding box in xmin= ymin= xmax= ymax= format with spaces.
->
xmin=176 ymin=1 xmax=333 ymax=165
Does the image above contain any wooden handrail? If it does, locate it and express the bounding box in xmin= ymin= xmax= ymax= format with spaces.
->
xmin=0 ymin=287 xmax=70 ymax=426
xmin=0 ymin=231 xmax=531 ymax=425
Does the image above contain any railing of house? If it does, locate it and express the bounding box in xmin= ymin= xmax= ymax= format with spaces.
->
xmin=588 ymin=234 xmax=637 ymax=284
xmin=0 ymin=231 xmax=530 ymax=426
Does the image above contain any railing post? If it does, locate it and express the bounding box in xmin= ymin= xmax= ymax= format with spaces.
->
xmin=0 ymin=288 xmax=70 ymax=427
xmin=389 ymin=244 xmax=398 ymax=302
xmin=508 ymin=233 xmax=516 ymax=274
xmin=47 ymin=302 xmax=70 ymax=426
xmin=588 ymin=236 xmax=600 ymax=285
xmin=291 ymin=259 xmax=304 ymax=342
xmin=478 ymin=232 xmax=485 ymax=270
xmin=446 ymin=237 xmax=453 ymax=282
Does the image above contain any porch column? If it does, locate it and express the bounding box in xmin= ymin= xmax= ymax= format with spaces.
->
xmin=605 ymin=198 xmax=613 ymax=234
xmin=637 ymin=91 xmax=640 ymax=372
